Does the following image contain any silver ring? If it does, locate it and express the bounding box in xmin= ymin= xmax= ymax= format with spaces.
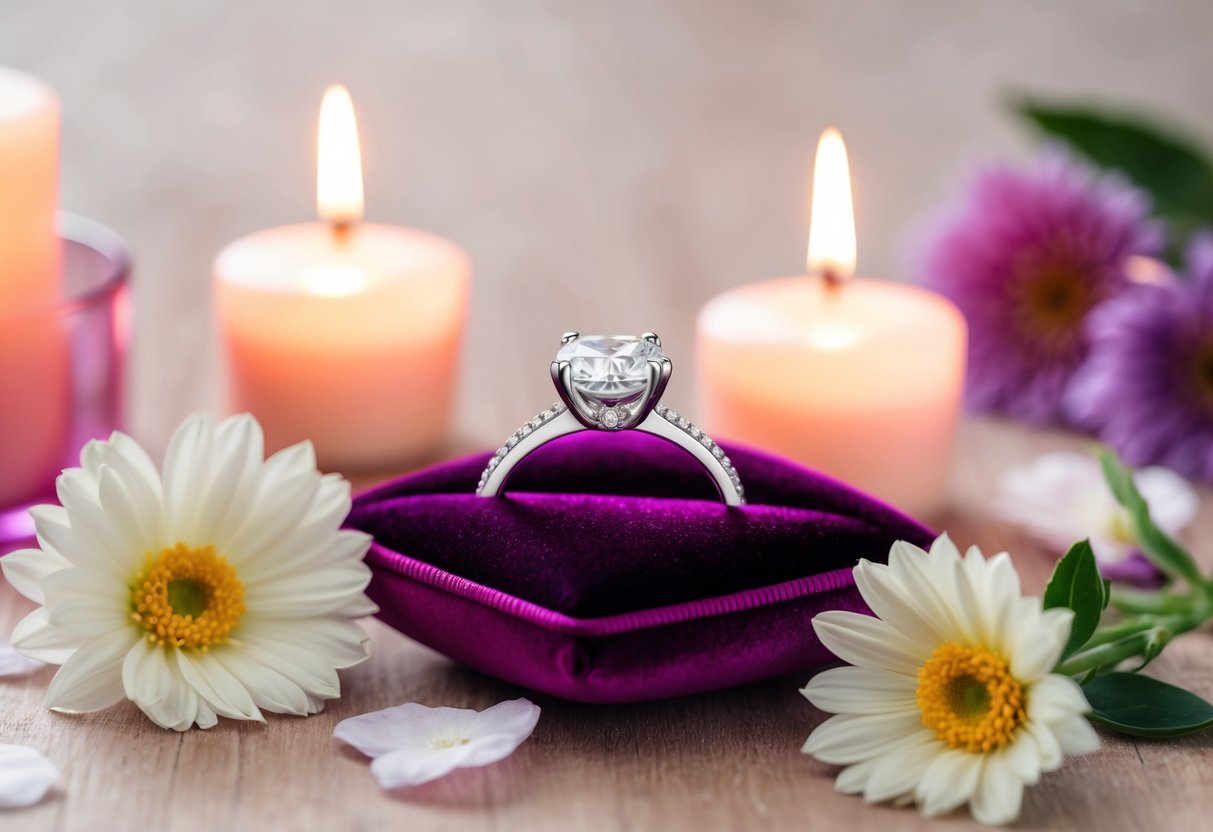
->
xmin=477 ymin=333 xmax=746 ymax=506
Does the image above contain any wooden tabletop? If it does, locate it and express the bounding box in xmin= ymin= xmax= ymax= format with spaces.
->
xmin=3 ymin=418 xmax=1212 ymax=832
xmin=4 ymin=2 xmax=1213 ymax=828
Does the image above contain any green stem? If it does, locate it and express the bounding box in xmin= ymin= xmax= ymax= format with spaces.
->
xmin=1057 ymin=630 xmax=1167 ymax=677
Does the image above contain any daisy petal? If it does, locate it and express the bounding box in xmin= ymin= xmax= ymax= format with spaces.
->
xmin=209 ymin=648 xmax=311 ymax=716
xmin=44 ymin=628 xmax=139 ymax=713
xmin=1027 ymin=674 xmax=1091 ymax=724
xmin=812 ymin=611 xmax=928 ymax=676
xmin=0 ymin=744 xmax=59 ymax=809
xmin=1 ymin=546 xmax=71 ymax=604
xmin=1053 ymin=714 xmax=1101 ymax=756
xmin=863 ymin=735 xmax=945 ymax=805
xmin=10 ymin=608 xmax=80 ymax=664
xmin=915 ymin=748 xmax=981 ymax=817
xmin=801 ymin=666 xmax=918 ymax=715
xmin=1010 ymin=607 xmax=1072 ymax=681
xmin=175 ymin=651 xmax=263 ymax=722
xmin=970 ymin=753 xmax=1024 ymax=826
xmin=802 ymin=712 xmax=924 ymax=765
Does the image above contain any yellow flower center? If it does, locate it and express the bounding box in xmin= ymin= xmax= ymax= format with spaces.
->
xmin=916 ymin=642 xmax=1026 ymax=753
xmin=129 ymin=543 xmax=245 ymax=650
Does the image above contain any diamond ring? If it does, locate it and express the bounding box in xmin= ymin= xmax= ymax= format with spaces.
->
xmin=476 ymin=332 xmax=745 ymax=506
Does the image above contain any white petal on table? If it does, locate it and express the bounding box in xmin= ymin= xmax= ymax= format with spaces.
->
xmin=0 ymin=744 xmax=59 ymax=809
xmin=335 ymin=698 xmax=541 ymax=789
xmin=0 ymin=642 xmax=45 ymax=677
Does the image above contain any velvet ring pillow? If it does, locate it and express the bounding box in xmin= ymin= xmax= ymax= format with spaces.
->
xmin=346 ymin=431 xmax=934 ymax=704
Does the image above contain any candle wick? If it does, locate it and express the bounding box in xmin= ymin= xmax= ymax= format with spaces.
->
xmin=821 ymin=268 xmax=844 ymax=292
xmin=330 ymin=219 xmax=356 ymax=246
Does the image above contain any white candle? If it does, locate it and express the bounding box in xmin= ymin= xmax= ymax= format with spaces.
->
xmin=696 ymin=129 xmax=967 ymax=518
xmin=214 ymin=86 xmax=471 ymax=469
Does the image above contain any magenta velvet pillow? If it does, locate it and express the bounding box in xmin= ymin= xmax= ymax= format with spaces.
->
xmin=346 ymin=431 xmax=934 ymax=703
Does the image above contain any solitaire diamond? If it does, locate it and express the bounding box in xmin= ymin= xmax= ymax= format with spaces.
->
xmin=557 ymin=335 xmax=663 ymax=401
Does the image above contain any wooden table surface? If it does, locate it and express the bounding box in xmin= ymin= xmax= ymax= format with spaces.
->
xmin=4 ymin=3 xmax=1213 ymax=829
xmin=3 ymin=417 xmax=1212 ymax=832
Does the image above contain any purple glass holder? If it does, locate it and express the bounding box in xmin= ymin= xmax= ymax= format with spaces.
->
xmin=0 ymin=214 xmax=131 ymax=551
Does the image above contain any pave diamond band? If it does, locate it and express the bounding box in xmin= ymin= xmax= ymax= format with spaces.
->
xmin=476 ymin=333 xmax=745 ymax=506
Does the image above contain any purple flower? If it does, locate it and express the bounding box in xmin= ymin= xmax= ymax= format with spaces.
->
xmin=1066 ymin=234 xmax=1213 ymax=481
xmin=920 ymin=152 xmax=1161 ymax=423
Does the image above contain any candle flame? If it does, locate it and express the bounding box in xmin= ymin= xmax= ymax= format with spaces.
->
xmin=317 ymin=84 xmax=364 ymax=226
xmin=806 ymin=127 xmax=856 ymax=283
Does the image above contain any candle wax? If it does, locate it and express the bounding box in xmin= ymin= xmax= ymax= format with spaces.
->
xmin=214 ymin=222 xmax=471 ymax=469
xmin=696 ymin=275 xmax=967 ymax=518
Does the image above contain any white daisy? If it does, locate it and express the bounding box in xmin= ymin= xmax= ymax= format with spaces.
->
xmin=1 ymin=413 xmax=376 ymax=731
xmin=334 ymin=699 xmax=541 ymax=789
xmin=994 ymin=451 xmax=1196 ymax=578
xmin=801 ymin=534 xmax=1099 ymax=826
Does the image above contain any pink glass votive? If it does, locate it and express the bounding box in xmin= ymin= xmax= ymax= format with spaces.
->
xmin=0 ymin=214 xmax=131 ymax=552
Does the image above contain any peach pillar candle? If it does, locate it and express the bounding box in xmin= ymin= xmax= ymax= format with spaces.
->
xmin=213 ymin=86 xmax=470 ymax=469
xmin=0 ymin=67 xmax=67 ymax=507
xmin=696 ymin=129 xmax=967 ymax=518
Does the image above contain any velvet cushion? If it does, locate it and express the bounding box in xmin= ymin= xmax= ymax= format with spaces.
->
xmin=347 ymin=431 xmax=934 ymax=703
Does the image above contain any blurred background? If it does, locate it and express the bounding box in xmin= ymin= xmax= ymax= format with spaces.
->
xmin=2 ymin=0 xmax=1210 ymax=453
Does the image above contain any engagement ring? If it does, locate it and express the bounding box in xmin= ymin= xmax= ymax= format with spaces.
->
xmin=476 ymin=333 xmax=745 ymax=505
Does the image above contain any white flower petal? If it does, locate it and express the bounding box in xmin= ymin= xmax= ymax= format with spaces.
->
xmin=162 ymin=413 xmax=215 ymax=544
xmin=0 ymin=546 xmax=70 ymax=604
xmin=0 ymin=744 xmax=59 ymax=809
xmin=885 ymin=539 xmax=968 ymax=641
xmin=852 ymin=559 xmax=950 ymax=647
xmin=1027 ymin=674 xmax=1091 ymax=724
xmin=370 ymin=747 xmax=471 ymax=789
xmin=235 ymin=635 xmax=341 ymax=702
xmin=833 ymin=755 xmax=881 ymax=796
xmin=124 ymin=640 xmax=205 ymax=731
xmin=96 ymin=465 xmax=161 ymax=560
xmin=862 ymin=735 xmax=946 ymax=805
xmin=0 ymin=641 xmax=45 ymax=677
xmin=52 ymin=470 xmax=134 ymax=572
xmin=242 ymin=566 xmax=372 ymax=619
xmin=221 ymin=472 xmax=321 ymax=566
xmin=9 ymin=608 xmax=80 ymax=664
xmin=1010 ymin=607 xmax=1072 ymax=682
xmin=970 ymin=752 xmax=1024 ymax=826
xmin=801 ymin=712 xmax=924 ymax=765
xmin=237 ymin=529 xmax=371 ymax=585
xmin=191 ymin=414 xmax=264 ymax=549
xmin=236 ymin=618 xmax=371 ymax=669
xmin=1053 ymin=713 xmax=1101 ymax=756
xmin=175 ymin=651 xmax=263 ymax=722
xmin=335 ymin=703 xmax=476 ymax=758
xmin=1023 ymin=722 xmax=1063 ymax=772
xmin=801 ymin=666 xmax=918 ymax=715
xmin=812 ymin=611 xmax=928 ymax=676
xmin=209 ymin=648 xmax=311 ymax=716
xmin=337 ymin=699 xmax=540 ymax=790
xmin=1003 ymin=731 xmax=1044 ymax=786
xmin=45 ymin=628 xmax=139 ymax=713
xmin=41 ymin=567 xmax=130 ymax=638
xmin=914 ymin=748 xmax=981 ymax=817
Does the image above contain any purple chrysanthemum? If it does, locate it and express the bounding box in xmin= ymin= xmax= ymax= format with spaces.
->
xmin=1066 ymin=234 xmax=1213 ymax=481
xmin=921 ymin=152 xmax=1161 ymax=423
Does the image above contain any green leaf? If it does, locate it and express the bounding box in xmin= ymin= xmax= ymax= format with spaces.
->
xmin=1014 ymin=99 xmax=1213 ymax=234
xmin=1083 ymin=672 xmax=1213 ymax=738
xmin=1043 ymin=540 xmax=1104 ymax=661
xmin=1099 ymin=449 xmax=1206 ymax=589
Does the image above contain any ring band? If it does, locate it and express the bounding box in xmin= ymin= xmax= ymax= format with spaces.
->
xmin=476 ymin=333 xmax=745 ymax=506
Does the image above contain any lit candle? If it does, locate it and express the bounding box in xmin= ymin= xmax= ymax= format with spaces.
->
xmin=696 ymin=128 xmax=967 ymax=518
xmin=0 ymin=67 xmax=67 ymax=509
xmin=213 ymin=86 xmax=471 ymax=469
